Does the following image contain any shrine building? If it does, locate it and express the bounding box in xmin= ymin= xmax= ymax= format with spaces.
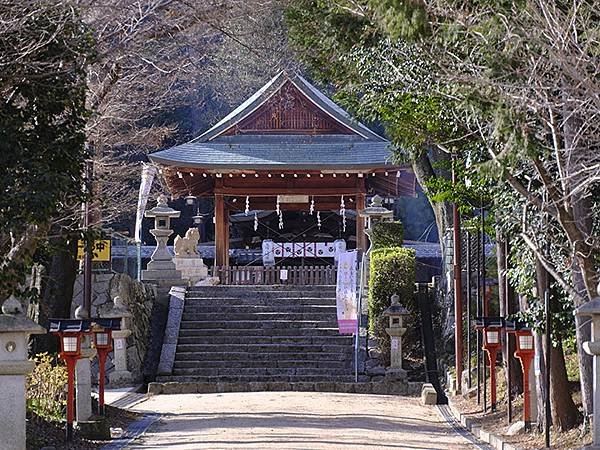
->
xmin=149 ymin=72 xmax=415 ymax=273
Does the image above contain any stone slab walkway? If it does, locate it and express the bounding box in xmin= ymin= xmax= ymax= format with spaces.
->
xmin=123 ymin=392 xmax=481 ymax=449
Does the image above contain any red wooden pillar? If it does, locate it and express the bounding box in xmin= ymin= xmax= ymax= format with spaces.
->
xmin=214 ymin=193 xmax=229 ymax=267
xmin=356 ymin=192 xmax=366 ymax=254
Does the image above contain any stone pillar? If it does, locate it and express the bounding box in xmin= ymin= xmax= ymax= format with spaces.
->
xmin=74 ymin=306 xmax=96 ymax=422
xmin=528 ymin=358 xmax=538 ymax=420
xmin=576 ymin=291 xmax=600 ymax=450
xmin=386 ymin=327 xmax=407 ymax=380
xmin=107 ymin=296 xmax=133 ymax=386
xmin=0 ymin=296 xmax=45 ymax=450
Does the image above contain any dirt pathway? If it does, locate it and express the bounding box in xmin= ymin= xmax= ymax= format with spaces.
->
xmin=123 ymin=391 xmax=481 ymax=449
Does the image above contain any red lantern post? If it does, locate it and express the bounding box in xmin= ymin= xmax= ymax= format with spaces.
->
xmin=475 ymin=317 xmax=504 ymax=412
xmin=49 ymin=319 xmax=91 ymax=442
xmin=59 ymin=333 xmax=80 ymax=441
xmin=92 ymin=317 xmax=121 ymax=416
xmin=514 ymin=329 xmax=535 ymax=429
xmin=483 ymin=327 xmax=502 ymax=411
xmin=93 ymin=327 xmax=112 ymax=415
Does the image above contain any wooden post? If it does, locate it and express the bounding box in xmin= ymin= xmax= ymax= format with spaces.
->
xmin=356 ymin=192 xmax=366 ymax=254
xmin=214 ymin=192 xmax=229 ymax=268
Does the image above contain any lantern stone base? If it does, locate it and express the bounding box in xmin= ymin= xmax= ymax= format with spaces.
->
xmin=109 ymin=369 xmax=133 ymax=386
xmin=76 ymin=417 xmax=111 ymax=440
xmin=174 ymin=257 xmax=208 ymax=285
xmin=506 ymin=420 xmax=533 ymax=436
xmin=142 ymin=268 xmax=182 ymax=282
xmin=385 ymin=367 xmax=407 ymax=381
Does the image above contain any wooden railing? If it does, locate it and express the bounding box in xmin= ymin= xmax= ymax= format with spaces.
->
xmin=210 ymin=265 xmax=337 ymax=285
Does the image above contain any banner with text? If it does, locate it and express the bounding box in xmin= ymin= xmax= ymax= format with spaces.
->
xmin=336 ymin=250 xmax=358 ymax=334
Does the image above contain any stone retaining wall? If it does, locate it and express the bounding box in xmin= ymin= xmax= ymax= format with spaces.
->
xmin=148 ymin=381 xmax=423 ymax=396
xmin=72 ymin=273 xmax=156 ymax=383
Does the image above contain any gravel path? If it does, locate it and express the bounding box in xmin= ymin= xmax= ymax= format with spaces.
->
xmin=125 ymin=392 xmax=479 ymax=449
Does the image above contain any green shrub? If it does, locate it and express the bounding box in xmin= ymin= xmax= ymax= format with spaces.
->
xmin=369 ymin=246 xmax=416 ymax=365
xmin=371 ymin=221 xmax=404 ymax=249
xmin=26 ymin=353 xmax=67 ymax=421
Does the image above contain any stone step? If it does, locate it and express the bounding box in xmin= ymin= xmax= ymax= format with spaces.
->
xmin=183 ymin=305 xmax=338 ymax=314
xmin=170 ymin=359 xmax=352 ymax=369
xmin=173 ymin=351 xmax=351 ymax=362
xmin=148 ymin=380 xmax=416 ymax=395
xmin=172 ymin=367 xmax=354 ymax=381
xmin=156 ymin=374 xmax=359 ymax=383
xmin=187 ymin=285 xmax=336 ymax=293
xmin=184 ymin=297 xmax=336 ymax=305
xmin=170 ymin=367 xmax=354 ymax=378
xmin=178 ymin=327 xmax=344 ymax=337
xmin=175 ymin=343 xmax=352 ymax=354
xmin=181 ymin=312 xmax=335 ymax=322
xmin=176 ymin=335 xmax=353 ymax=345
xmin=179 ymin=320 xmax=337 ymax=330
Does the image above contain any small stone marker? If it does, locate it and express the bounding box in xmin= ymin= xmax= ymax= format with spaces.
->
xmin=420 ymin=383 xmax=438 ymax=405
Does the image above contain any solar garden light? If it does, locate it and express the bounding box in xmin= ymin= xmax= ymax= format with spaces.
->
xmin=575 ymin=283 xmax=600 ymax=450
xmin=475 ymin=316 xmax=504 ymax=412
xmin=91 ymin=318 xmax=121 ymax=416
xmin=506 ymin=320 xmax=535 ymax=430
xmin=49 ymin=318 xmax=92 ymax=442
xmin=383 ymin=294 xmax=410 ymax=379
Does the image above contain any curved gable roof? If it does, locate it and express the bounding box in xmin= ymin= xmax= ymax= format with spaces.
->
xmin=193 ymin=71 xmax=385 ymax=142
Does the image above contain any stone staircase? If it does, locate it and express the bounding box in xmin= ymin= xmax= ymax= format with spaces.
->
xmin=156 ymin=285 xmax=357 ymax=383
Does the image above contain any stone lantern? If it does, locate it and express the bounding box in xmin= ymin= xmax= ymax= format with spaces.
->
xmin=359 ymin=194 xmax=394 ymax=244
xmin=0 ymin=296 xmax=45 ymax=450
xmin=358 ymin=195 xmax=393 ymax=286
xmin=383 ymin=294 xmax=410 ymax=380
xmin=106 ymin=295 xmax=133 ymax=386
xmin=575 ymin=284 xmax=600 ymax=450
xmin=142 ymin=194 xmax=182 ymax=283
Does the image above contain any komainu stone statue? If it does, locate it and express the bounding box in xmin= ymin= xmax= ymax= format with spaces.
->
xmin=174 ymin=228 xmax=200 ymax=257
xmin=173 ymin=228 xmax=208 ymax=285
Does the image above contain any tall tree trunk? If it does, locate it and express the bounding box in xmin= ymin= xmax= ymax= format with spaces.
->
xmin=31 ymin=238 xmax=78 ymax=354
xmin=411 ymin=149 xmax=454 ymax=341
xmin=563 ymin=92 xmax=597 ymax=420
xmin=535 ymin=255 xmax=579 ymax=430
xmin=547 ymin=337 xmax=579 ymax=431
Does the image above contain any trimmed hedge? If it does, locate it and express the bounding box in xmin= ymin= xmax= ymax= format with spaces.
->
xmin=371 ymin=220 xmax=404 ymax=249
xmin=369 ymin=246 xmax=416 ymax=365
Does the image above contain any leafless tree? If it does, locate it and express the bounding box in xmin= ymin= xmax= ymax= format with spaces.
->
xmin=423 ymin=0 xmax=599 ymax=425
